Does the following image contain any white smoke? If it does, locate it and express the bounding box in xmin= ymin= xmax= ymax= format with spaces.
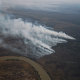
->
xmin=0 ymin=13 xmax=75 ymax=58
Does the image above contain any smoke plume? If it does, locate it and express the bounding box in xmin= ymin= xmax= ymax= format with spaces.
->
xmin=0 ymin=13 xmax=75 ymax=58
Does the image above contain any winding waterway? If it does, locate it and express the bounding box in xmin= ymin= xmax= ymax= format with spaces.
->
xmin=0 ymin=56 xmax=51 ymax=80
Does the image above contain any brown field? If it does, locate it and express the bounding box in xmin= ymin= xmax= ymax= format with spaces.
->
xmin=1 ymin=9 xmax=80 ymax=80
xmin=0 ymin=56 xmax=51 ymax=80
xmin=0 ymin=60 xmax=40 ymax=80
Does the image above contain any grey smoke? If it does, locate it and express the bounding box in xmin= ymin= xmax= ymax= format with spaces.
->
xmin=0 ymin=13 xmax=75 ymax=58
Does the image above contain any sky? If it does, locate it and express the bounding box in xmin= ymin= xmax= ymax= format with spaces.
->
xmin=0 ymin=0 xmax=80 ymax=8
xmin=0 ymin=0 xmax=80 ymax=13
xmin=1 ymin=0 xmax=80 ymax=4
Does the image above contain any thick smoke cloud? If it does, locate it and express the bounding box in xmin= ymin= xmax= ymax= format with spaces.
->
xmin=0 ymin=13 xmax=75 ymax=58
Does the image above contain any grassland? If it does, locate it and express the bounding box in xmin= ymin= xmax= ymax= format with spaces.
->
xmin=1 ymin=8 xmax=80 ymax=80
xmin=0 ymin=56 xmax=51 ymax=80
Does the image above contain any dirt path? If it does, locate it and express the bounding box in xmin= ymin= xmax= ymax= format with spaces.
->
xmin=0 ymin=56 xmax=51 ymax=80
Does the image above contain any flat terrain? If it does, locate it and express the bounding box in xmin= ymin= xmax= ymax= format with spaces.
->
xmin=0 ymin=59 xmax=40 ymax=80
xmin=0 ymin=56 xmax=51 ymax=80
xmin=1 ymin=9 xmax=80 ymax=80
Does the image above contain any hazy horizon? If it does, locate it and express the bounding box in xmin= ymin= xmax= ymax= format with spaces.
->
xmin=0 ymin=0 xmax=80 ymax=14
